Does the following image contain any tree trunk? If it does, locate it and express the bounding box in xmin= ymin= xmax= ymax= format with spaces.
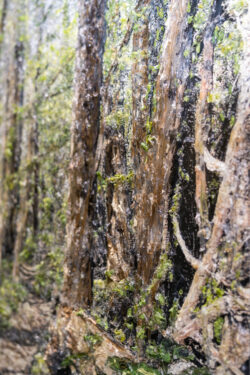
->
xmin=62 ymin=0 xmax=106 ymax=308
xmin=0 ymin=0 xmax=8 ymax=46
xmin=47 ymin=0 xmax=250 ymax=374
xmin=174 ymin=6 xmax=250 ymax=372
xmin=0 ymin=40 xmax=24 ymax=269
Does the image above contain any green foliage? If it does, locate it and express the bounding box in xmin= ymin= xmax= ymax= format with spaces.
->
xmin=146 ymin=339 xmax=194 ymax=364
xmin=0 ymin=274 xmax=27 ymax=328
xmin=106 ymin=110 xmax=130 ymax=129
xmin=184 ymin=49 xmax=190 ymax=58
xmin=113 ymin=279 xmax=135 ymax=297
xmin=193 ymin=0 xmax=212 ymax=31
xmin=108 ymin=339 xmax=197 ymax=374
xmin=152 ymin=251 xmax=172 ymax=282
xmin=114 ymin=329 xmax=126 ymax=343
xmin=169 ymin=184 xmax=181 ymax=217
xmin=31 ymin=353 xmax=50 ymax=375
xmin=180 ymin=367 xmax=211 ymax=375
xmin=84 ymin=333 xmax=103 ymax=349
xmin=141 ymin=135 xmax=156 ymax=152
xmin=146 ymin=344 xmax=171 ymax=363
xmin=213 ymin=316 xmax=224 ymax=344
xmin=169 ymin=299 xmax=179 ymax=324
xmin=97 ymin=171 xmax=134 ymax=191
xmin=34 ymin=247 xmax=63 ymax=299
xmin=107 ymin=171 xmax=134 ymax=187
xmin=97 ymin=171 xmax=108 ymax=192
xmin=201 ymin=279 xmax=224 ymax=306
xmin=19 ymin=234 xmax=36 ymax=262
xmin=61 ymin=353 xmax=88 ymax=368
xmin=108 ymin=357 xmax=161 ymax=375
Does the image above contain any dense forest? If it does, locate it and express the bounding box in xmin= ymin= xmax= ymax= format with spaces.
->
xmin=0 ymin=0 xmax=249 ymax=374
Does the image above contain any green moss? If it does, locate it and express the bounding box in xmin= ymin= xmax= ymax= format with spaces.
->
xmin=114 ymin=329 xmax=126 ymax=343
xmin=169 ymin=184 xmax=181 ymax=216
xmin=156 ymin=7 xmax=164 ymax=19
xmin=31 ymin=353 xmax=50 ymax=375
xmin=149 ymin=251 xmax=172 ymax=285
xmin=107 ymin=171 xmax=134 ymax=187
xmin=84 ymin=333 xmax=103 ymax=348
xmin=184 ymin=49 xmax=190 ymax=58
xmin=108 ymin=357 xmax=161 ymax=375
xmin=230 ymin=115 xmax=236 ymax=128
xmin=61 ymin=353 xmax=88 ymax=367
xmin=108 ymin=339 xmax=197 ymax=374
xmin=201 ymin=278 xmax=224 ymax=306
xmin=112 ymin=278 xmax=135 ymax=297
xmin=169 ymin=299 xmax=179 ymax=324
xmin=106 ymin=110 xmax=130 ymax=129
xmin=213 ymin=316 xmax=224 ymax=344
xmin=19 ymin=234 xmax=36 ymax=262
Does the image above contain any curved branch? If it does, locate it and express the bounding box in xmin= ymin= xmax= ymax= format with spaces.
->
xmin=172 ymin=215 xmax=201 ymax=270
xmin=204 ymin=147 xmax=226 ymax=175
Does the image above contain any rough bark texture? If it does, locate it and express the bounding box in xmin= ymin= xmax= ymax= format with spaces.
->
xmin=134 ymin=0 xmax=191 ymax=284
xmin=174 ymin=7 xmax=250 ymax=373
xmin=49 ymin=0 xmax=249 ymax=374
xmin=0 ymin=0 xmax=248 ymax=374
xmin=63 ymin=0 xmax=106 ymax=308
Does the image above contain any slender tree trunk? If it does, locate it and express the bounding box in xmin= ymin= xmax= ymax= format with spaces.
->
xmin=12 ymin=117 xmax=38 ymax=279
xmin=0 ymin=40 xmax=24 ymax=270
xmin=63 ymin=0 xmax=106 ymax=308
xmin=0 ymin=0 xmax=8 ymax=48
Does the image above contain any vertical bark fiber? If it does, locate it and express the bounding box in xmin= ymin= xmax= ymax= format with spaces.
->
xmin=174 ymin=4 xmax=250 ymax=373
xmin=46 ymin=1 xmax=249 ymax=374
xmin=134 ymin=0 xmax=191 ymax=284
xmin=63 ymin=0 xmax=106 ymax=307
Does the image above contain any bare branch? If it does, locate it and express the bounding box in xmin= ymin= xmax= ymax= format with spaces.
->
xmin=173 ymin=215 xmax=201 ymax=270
xmin=204 ymin=147 xmax=226 ymax=175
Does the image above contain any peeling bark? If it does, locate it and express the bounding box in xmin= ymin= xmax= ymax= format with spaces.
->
xmin=63 ymin=0 xmax=106 ymax=308
xmin=134 ymin=0 xmax=192 ymax=284
xmin=174 ymin=9 xmax=250 ymax=371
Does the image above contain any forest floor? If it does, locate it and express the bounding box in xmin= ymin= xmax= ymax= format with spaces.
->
xmin=0 ymin=292 xmax=52 ymax=374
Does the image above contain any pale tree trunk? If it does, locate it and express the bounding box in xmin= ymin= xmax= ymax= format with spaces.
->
xmin=174 ymin=5 xmax=250 ymax=373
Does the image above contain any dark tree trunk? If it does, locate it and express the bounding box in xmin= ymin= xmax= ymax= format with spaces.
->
xmin=62 ymin=0 xmax=106 ymax=308
xmin=0 ymin=40 xmax=24 ymax=268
